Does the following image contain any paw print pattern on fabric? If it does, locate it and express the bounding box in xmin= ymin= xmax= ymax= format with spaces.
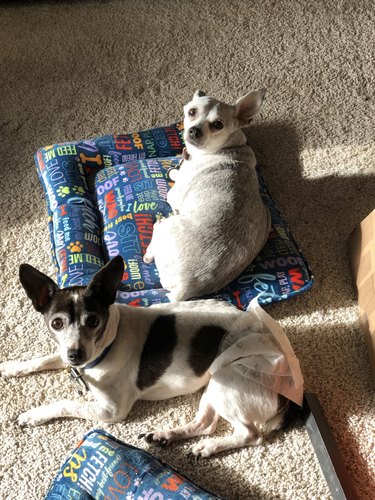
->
xmin=56 ymin=186 xmax=70 ymax=197
xmin=72 ymin=185 xmax=85 ymax=195
xmin=67 ymin=241 xmax=83 ymax=253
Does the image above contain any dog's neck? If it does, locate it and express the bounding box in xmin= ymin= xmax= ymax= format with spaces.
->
xmin=223 ymin=129 xmax=247 ymax=149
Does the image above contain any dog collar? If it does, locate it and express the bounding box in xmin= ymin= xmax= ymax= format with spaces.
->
xmin=67 ymin=341 xmax=114 ymax=395
xmin=68 ymin=366 xmax=89 ymax=396
xmin=84 ymin=342 xmax=114 ymax=369
xmin=167 ymin=147 xmax=190 ymax=181
xmin=167 ymin=160 xmax=183 ymax=182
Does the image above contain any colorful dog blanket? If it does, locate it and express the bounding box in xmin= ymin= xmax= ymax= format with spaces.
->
xmin=34 ymin=123 xmax=313 ymax=308
xmin=45 ymin=429 xmax=220 ymax=499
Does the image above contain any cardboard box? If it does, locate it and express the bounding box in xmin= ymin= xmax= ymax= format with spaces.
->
xmin=348 ymin=209 xmax=375 ymax=383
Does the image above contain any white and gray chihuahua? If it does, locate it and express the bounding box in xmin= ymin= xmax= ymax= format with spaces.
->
xmin=143 ymin=89 xmax=271 ymax=302
xmin=0 ymin=257 xmax=303 ymax=457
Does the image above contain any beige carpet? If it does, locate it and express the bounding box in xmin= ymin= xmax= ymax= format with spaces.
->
xmin=1 ymin=0 xmax=374 ymax=498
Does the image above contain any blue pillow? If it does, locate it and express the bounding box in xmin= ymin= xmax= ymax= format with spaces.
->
xmin=45 ymin=429 xmax=220 ymax=499
xmin=95 ymin=157 xmax=180 ymax=293
xmin=34 ymin=123 xmax=313 ymax=307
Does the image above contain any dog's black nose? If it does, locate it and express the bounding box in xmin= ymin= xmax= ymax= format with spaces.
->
xmin=188 ymin=126 xmax=201 ymax=140
xmin=67 ymin=348 xmax=84 ymax=365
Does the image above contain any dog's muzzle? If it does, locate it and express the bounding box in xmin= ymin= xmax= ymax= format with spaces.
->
xmin=67 ymin=347 xmax=85 ymax=366
xmin=188 ymin=126 xmax=202 ymax=141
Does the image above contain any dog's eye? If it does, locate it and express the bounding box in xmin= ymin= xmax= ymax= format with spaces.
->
xmin=212 ymin=120 xmax=224 ymax=130
xmin=52 ymin=318 xmax=64 ymax=330
xmin=86 ymin=315 xmax=99 ymax=328
xmin=188 ymin=108 xmax=197 ymax=117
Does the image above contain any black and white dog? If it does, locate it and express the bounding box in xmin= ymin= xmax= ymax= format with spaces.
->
xmin=0 ymin=257 xmax=303 ymax=457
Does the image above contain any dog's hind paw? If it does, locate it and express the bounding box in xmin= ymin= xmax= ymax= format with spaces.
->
xmin=188 ymin=439 xmax=219 ymax=458
xmin=138 ymin=431 xmax=170 ymax=447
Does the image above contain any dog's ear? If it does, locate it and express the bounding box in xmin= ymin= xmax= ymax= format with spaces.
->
xmin=85 ymin=256 xmax=124 ymax=307
xmin=19 ymin=264 xmax=58 ymax=313
xmin=193 ymin=90 xmax=206 ymax=98
xmin=234 ymin=88 xmax=266 ymax=126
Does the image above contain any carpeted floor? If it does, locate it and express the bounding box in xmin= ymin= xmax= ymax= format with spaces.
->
xmin=1 ymin=1 xmax=374 ymax=498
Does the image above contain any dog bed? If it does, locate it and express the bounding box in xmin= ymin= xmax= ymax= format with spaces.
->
xmin=45 ymin=428 xmax=220 ymax=499
xmin=34 ymin=122 xmax=313 ymax=308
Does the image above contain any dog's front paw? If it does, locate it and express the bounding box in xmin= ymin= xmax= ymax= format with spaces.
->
xmin=0 ymin=360 xmax=27 ymax=378
xmin=18 ymin=408 xmax=51 ymax=427
xmin=143 ymin=254 xmax=154 ymax=264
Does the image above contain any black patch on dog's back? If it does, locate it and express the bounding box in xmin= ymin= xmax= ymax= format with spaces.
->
xmin=136 ymin=315 xmax=177 ymax=391
xmin=189 ymin=325 xmax=227 ymax=376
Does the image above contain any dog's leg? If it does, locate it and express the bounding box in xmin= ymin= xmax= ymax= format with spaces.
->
xmin=143 ymin=249 xmax=154 ymax=264
xmin=143 ymin=220 xmax=163 ymax=264
xmin=17 ymin=395 xmax=135 ymax=427
xmin=185 ymin=366 xmax=281 ymax=457
xmin=187 ymin=375 xmax=264 ymax=457
xmin=140 ymin=390 xmax=220 ymax=446
xmin=189 ymin=423 xmax=262 ymax=458
xmin=0 ymin=353 xmax=65 ymax=378
xmin=18 ymin=401 xmax=112 ymax=427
